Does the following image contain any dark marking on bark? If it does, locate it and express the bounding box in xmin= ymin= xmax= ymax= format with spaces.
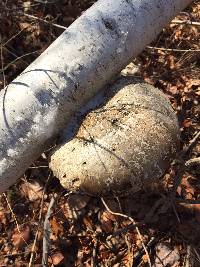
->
xmin=124 ymin=0 xmax=133 ymax=5
xmin=35 ymin=89 xmax=55 ymax=106
xmin=102 ymin=17 xmax=115 ymax=31
xmin=101 ymin=17 xmax=121 ymax=38
xmin=78 ymin=46 xmax=85 ymax=51
xmin=72 ymin=177 xmax=80 ymax=183
xmin=124 ymin=0 xmax=136 ymax=13
xmin=11 ymin=81 xmax=29 ymax=88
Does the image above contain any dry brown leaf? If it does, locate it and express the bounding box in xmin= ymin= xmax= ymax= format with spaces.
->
xmin=50 ymin=217 xmax=64 ymax=237
xmin=153 ymin=242 xmax=180 ymax=267
xmin=83 ymin=216 xmax=94 ymax=231
xmin=19 ymin=22 xmax=31 ymax=30
xmin=167 ymin=55 xmax=176 ymax=69
xmin=169 ymin=86 xmax=178 ymax=95
xmin=101 ymin=210 xmax=116 ymax=222
xmin=142 ymin=254 xmax=150 ymax=264
xmin=62 ymin=194 xmax=90 ymax=221
xmin=100 ymin=211 xmax=115 ymax=233
xmin=179 ymin=175 xmax=195 ymax=199
xmin=186 ymin=79 xmax=200 ymax=89
xmin=182 ymin=118 xmax=192 ymax=128
xmin=0 ymin=210 xmax=6 ymax=225
xmin=20 ymin=180 xmax=43 ymax=201
xmin=99 ymin=244 xmax=110 ymax=260
xmin=49 ymin=252 xmax=64 ymax=266
xmin=11 ymin=225 xmax=30 ymax=249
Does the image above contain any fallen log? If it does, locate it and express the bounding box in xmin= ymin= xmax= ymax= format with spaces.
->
xmin=0 ymin=0 xmax=193 ymax=192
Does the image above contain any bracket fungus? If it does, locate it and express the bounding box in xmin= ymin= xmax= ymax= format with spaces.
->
xmin=49 ymin=77 xmax=180 ymax=195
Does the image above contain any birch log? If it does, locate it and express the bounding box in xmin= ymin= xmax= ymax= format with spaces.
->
xmin=0 ymin=0 xmax=193 ymax=192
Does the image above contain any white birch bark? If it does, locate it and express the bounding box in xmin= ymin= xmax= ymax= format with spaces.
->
xmin=0 ymin=0 xmax=193 ymax=192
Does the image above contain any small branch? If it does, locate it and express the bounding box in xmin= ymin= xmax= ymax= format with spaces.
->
xmin=2 ymin=22 xmax=35 ymax=47
xmin=176 ymin=198 xmax=200 ymax=205
xmin=28 ymin=166 xmax=49 ymax=169
xmin=125 ymin=233 xmax=134 ymax=266
xmin=42 ymin=194 xmax=57 ymax=267
xmin=193 ymin=248 xmax=200 ymax=264
xmin=171 ymin=19 xmax=200 ymax=27
xmin=101 ymin=197 xmax=152 ymax=267
xmin=146 ymin=46 xmax=200 ymax=53
xmin=3 ymin=47 xmax=28 ymax=65
xmin=185 ymin=157 xmax=200 ymax=167
xmin=168 ymin=131 xmax=200 ymax=203
xmin=23 ymin=13 xmax=67 ymax=30
xmin=91 ymin=239 xmax=98 ymax=267
xmin=105 ymin=197 xmax=164 ymax=238
xmin=0 ymin=37 xmax=6 ymax=88
xmin=3 ymin=193 xmax=28 ymax=246
xmin=182 ymin=131 xmax=200 ymax=157
xmin=34 ymin=0 xmax=62 ymax=4
xmin=172 ymin=203 xmax=181 ymax=223
xmin=0 ymin=50 xmax=40 ymax=73
xmin=134 ymin=237 xmax=157 ymax=263
xmin=28 ymin=173 xmax=51 ymax=267
xmin=184 ymin=245 xmax=191 ymax=267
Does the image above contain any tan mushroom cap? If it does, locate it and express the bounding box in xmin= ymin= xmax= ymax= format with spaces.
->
xmin=49 ymin=77 xmax=180 ymax=195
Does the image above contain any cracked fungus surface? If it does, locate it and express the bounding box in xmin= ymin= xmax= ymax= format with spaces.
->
xmin=49 ymin=77 xmax=180 ymax=195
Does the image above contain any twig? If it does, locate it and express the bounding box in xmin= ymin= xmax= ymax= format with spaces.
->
xmin=34 ymin=0 xmax=61 ymax=4
xmin=3 ymin=193 xmax=28 ymax=246
xmin=175 ymin=198 xmax=200 ymax=205
xmin=146 ymin=46 xmax=200 ymax=53
xmin=185 ymin=157 xmax=200 ymax=167
xmin=2 ymin=22 xmax=35 ymax=47
xmin=2 ymin=251 xmax=28 ymax=257
xmin=106 ymin=221 xmax=144 ymax=237
xmin=125 ymin=233 xmax=134 ymax=266
xmin=1 ymin=1 xmax=41 ymax=12
xmin=114 ymin=195 xmax=123 ymax=213
xmin=169 ymin=161 xmax=186 ymax=201
xmin=101 ymin=197 xmax=152 ymax=267
xmin=172 ymin=203 xmax=181 ymax=223
xmin=3 ymin=47 xmax=28 ymax=65
xmin=171 ymin=19 xmax=200 ymax=27
xmin=91 ymin=239 xmax=98 ymax=267
xmin=103 ymin=197 xmax=164 ymax=238
xmin=182 ymin=131 xmax=200 ymax=157
xmin=0 ymin=37 xmax=6 ymax=88
xmin=0 ymin=50 xmax=40 ymax=73
xmin=28 ymin=173 xmax=51 ymax=267
xmin=134 ymin=237 xmax=157 ymax=263
xmin=184 ymin=245 xmax=191 ymax=267
xmin=42 ymin=194 xmax=57 ymax=267
xmin=168 ymin=131 xmax=200 ymax=203
xmin=28 ymin=166 xmax=49 ymax=169
xmin=23 ymin=13 xmax=67 ymax=30
xmin=193 ymin=248 xmax=200 ymax=264
xmin=144 ymin=197 xmax=165 ymax=221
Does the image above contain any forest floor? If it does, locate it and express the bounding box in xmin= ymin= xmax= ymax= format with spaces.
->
xmin=0 ymin=0 xmax=200 ymax=266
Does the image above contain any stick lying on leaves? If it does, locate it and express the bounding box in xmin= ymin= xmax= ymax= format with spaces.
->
xmin=42 ymin=194 xmax=57 ymax=267
xmin=101 ymin=197 xmax=152 ymax=267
